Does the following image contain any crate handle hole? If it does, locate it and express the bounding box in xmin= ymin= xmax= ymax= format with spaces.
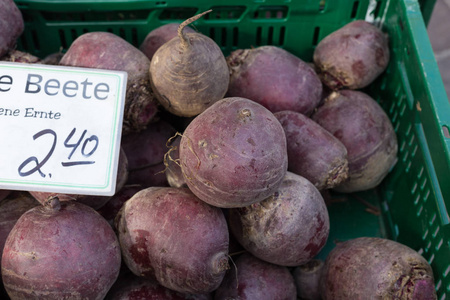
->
xmin=442 ymin=125 xmax=450 ymax=138
xmin=312 ymin=27 xmax=320 ymax=46
xmin=351 ymin=1 xmax=359 ymax=18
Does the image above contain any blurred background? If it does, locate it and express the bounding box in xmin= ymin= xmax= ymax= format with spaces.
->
xmin=428 ymin=0 xmax=450 ymax=100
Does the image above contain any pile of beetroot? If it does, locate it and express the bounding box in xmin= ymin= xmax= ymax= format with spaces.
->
xmin=0 ymin=2 xmax=438 ymax=299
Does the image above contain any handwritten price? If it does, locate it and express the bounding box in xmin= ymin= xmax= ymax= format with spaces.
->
xmin=18 ymin=128 xmax=99 ymax=178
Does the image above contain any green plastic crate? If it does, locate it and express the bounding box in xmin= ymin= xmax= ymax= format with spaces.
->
xmin=13 ymin=0 xmax=450 ymax=298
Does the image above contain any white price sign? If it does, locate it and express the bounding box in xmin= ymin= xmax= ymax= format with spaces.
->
xmin=0 ymin=62 xmax=127 ymax=196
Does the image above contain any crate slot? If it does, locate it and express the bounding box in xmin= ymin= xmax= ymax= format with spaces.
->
xmin=131 ymin=28 xmax=138 ymax=46
xmin=437 ymin=238 xmax=444 ymax=251
xmin=408 ymin=133 xmax=415 ymax=146
xmin=417 ymin=166 xmax=424 ymax=179
xmin=437 ymin=279 xmax=442 ymax=292
xmin=397 ymin=62 xmax=414 ymax=110
xmin=430 ymin=213 xmax=437 ymax=225
xmin=445 ymin=265 xmax=450 ymax=277
xmin=31 ymin=29 xmax=40 ymax=51
xmin=411 ymin=181 xmax=418 ymax=194
xmin=256 ymin=26 xmax=262 ymax=46
xmin=312 ymin=27 xmax=320 ymax=46
xmin=232 ymin=27 xmax=238 ymax=47
xmin=411 ymin=144 xmax=418 ymax=158
xmin=433 ymin=225 xmax=441 ymax=238
xmin=159 ymin=7 xmax=198 ymax=20
xmin=70 ymin=29 xmax=77 ymax=42
xmin=221 ymin=27 xmax=227 ymax=47
xmin=399 ymin=101 xmax=406 ymax=117
xmin=426 ymin=240 xmax=432 ymax=251
xmin=423 ymin=189 xmax=430 ymax=203
xmin=119 ymin=28 xmax=126 ymax=40
xmin=252 ymin=6 xmax=288 ymax=19
xmin=58 ymin=30 xmax=68 ymax=49
xmin=402 ymin=149 xmax=409 ymax=163
xmin=394 ymin=223 xmax=399 ymax=237
xmin=414 ymin=194 xmax=420 ymax=205
xmin=267 ymin=26 xmax=274 ymax=45
xmin=279 ymin=26 xmax=285 ymax=45
xmin=351 ymin=1 xmax=360 ymax=18
xmin=207 ymin=6 xmax=246 ymax=20
xmin=443 ymin=126 xmax=450 ymax=138
xmin=41 ymin=10 xmax=152 ymax=22
xmin=420 ymin=177 xmax=427 ymax=190
xmin=19 ymin=34 xmax=28 ymax=51
xmin=429 ymin=253 xmax=435 ymax=264
xmin=417 ymin=204 xmax=423 ymax=216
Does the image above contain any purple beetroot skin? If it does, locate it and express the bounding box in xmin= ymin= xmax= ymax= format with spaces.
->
xmin=96 ymin=184 xmax=143 ymax=227
xmin=313 ymin=20 xmax=390 ymax=90
xmin=274 ymin=110 xmax=348 ymax=190
xmin=106 ymin=273 xmax=212 ymax=300
xmin=60 ymin=31 xmax=159 ymax=134
xmin=0 ymin=192 xmax=40 ymax=265
xmin=293 ymin=259 xmax=324 ymax=300
xmin=115 ymin=187 xmax=230 ymax=294
xmin=320 ymin=237 xmax=437 ymax=300
xmin=180 ymin=97 xmax=288 ymax=208
xmin=121 ymin=119 xmax=177 ymax=188
xmin=312 ymin=90 xmax=398 ymax=192
xmin=2 ymin=199 xmax=122 ymax=300
xmin=0 ymin=190 xmax=12 ymax=202
xmin=0 ymin=0 xmax=24 ymax=58
xmin=227 ymin=45 xmax=323 ymax=116
xmin=214 ymin=253 xmax=297 ymax=300
xmin=140 ymin=23 xmax=196 ymax=61
xmin=228 ymin=172 xmax=329 ymax=266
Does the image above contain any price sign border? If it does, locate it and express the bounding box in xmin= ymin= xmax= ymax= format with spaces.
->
xmin=0 ymin=62 xmax=127 ymax=196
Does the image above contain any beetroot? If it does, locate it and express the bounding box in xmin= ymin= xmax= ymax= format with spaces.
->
xmin=1 ymin=198 xmax=121 ymax=300
xmin=214 ymin=253 xmax=297 ymax=300
xmin=0 ymin=192 xmax=39 ymax=264
xmin=140 ymin=23 xmax=196 ymax=60
xmin=320 ymin=237 xmax=437 ymax=299
xmin=179 ymin=97 xmax=288 ymax=208
xmin=116 ymin=187 xmax=229 ymax=294
xmin=0 ymin=190 xmax=11 ymax=202
xmin=41 ymin=52 xmax=64 ymax=65
xmin=226 ymin=45 xmax=323 ymax=116
xmin=164 ymin=135 xmax=187 ymax=188
xmin=29 ymin=146 xmax=129 ymax=210
xmin=312 ymin=90 xmax=398 ymax=192
xmin=0 ymin=50 xmax=40 ymax=63
xmin=274 ymin=110 xmax=348 ymax=190
xmin=121 ymin=119 xmax=176 ymax=187
xmin=96 ymin=184 xmax=143 ymax=227
xmin=0 ymin=0 xmax=24 ymax=58
xmin=59 ymin=31 xmax=158 ymax=134
xmin=228 ymin=171 xmax=329 ymax=266
xmin=293 ymin=259 xmax=324 ymax=300
xmin=106 ymin=274 xmax=212 ymax=300
xmin=313 ymin=20 xmax=390 ymax=90
xmin=150 ymin=11 xmax=229 ymax=117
